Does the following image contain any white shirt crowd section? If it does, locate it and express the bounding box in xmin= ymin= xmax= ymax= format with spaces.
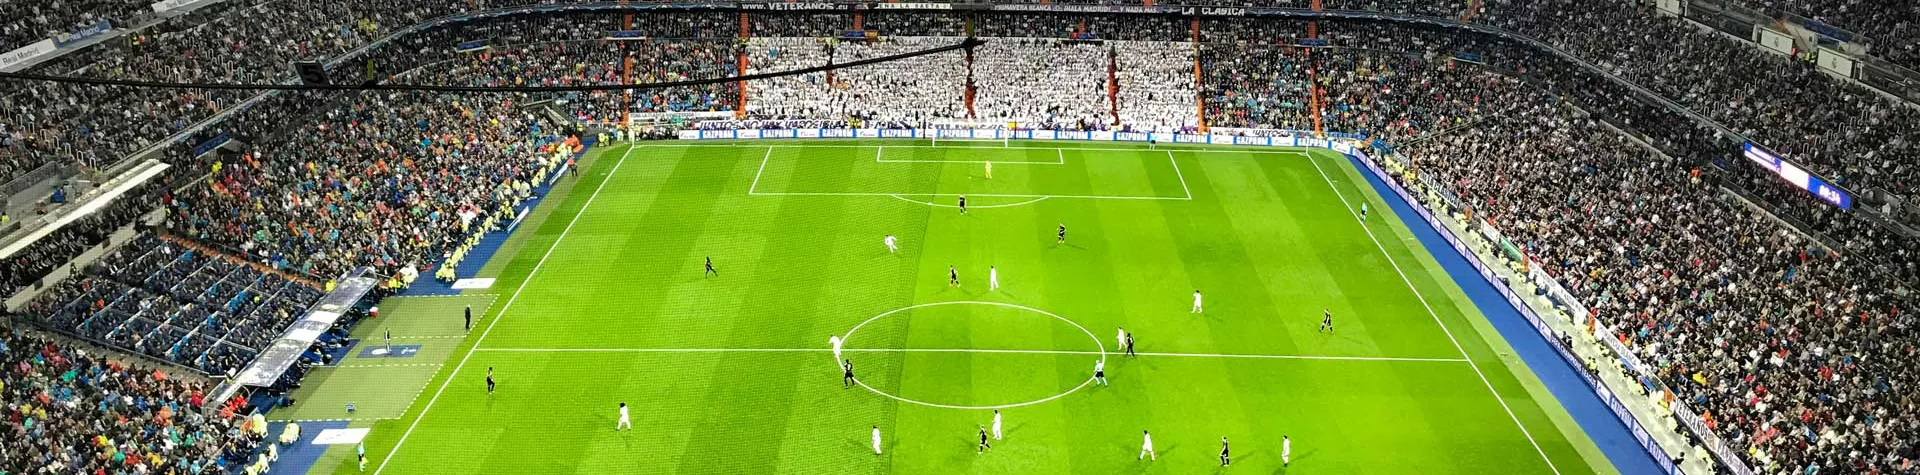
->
xmin=1113 ymin=41 xmax=1199 ymax=132
xmin=745 ymin=36 xmax=966 ymax=124
xmin=741 ymin=37 xmax=1199 ymax=132
xmin=971 ymin=38 xmax=1110 ymax=130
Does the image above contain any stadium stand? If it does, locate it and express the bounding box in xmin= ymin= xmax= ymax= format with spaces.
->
xmin=14 ymin=234 xmax=325 ymax=377
xmin=1482 ymin=0 xmax=1920 ymax=199
xmin=0 ymin=324 xmax=262 ymax=473
xmin=972 ymin=38 xmax=1111 ymax=129
xmin=1193 ymin=18 xmax=1920 ymax=474
xmin=163 ymin=88 xmax=575 ymax=279
xmin=744 ymin=36 xmax=971 ymax=125
xmin=1112 ymin=41 xmax=1200 ymax=133
xmin=0 ymin=0 xmax=144 ymax=52
xmin=0 ymin=182 xmax=164 ymax=297
xmin=1724 ymin=0 xmax=1919 ymax=70
xmin=2 ymin=3 xmax=1918 ymax=474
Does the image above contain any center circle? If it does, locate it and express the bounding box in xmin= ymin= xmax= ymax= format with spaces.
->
xmin=840 ymin=301 xmax=1106 ymax=410
xmin=886 ymin=194 xmax=1051 ymax=209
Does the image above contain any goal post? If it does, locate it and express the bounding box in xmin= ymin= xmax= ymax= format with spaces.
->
xmin=927 ymin=120 xmax=1011 ymax=148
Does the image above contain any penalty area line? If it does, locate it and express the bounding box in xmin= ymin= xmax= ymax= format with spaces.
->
xmin=1168 ymin=150 xmax=1193 ymax=200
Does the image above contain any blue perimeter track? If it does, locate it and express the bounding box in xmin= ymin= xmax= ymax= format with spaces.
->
xmin=1345 ymin=155 xmax=1666 ymax=475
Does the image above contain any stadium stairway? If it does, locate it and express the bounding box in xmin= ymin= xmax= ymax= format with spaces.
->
xmin=1345 ymin=155 xmax=1669 ymax=475
xmin=399 ymin=138 xmax=599 ymax=296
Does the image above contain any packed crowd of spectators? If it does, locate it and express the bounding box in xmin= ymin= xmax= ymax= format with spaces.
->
xmin=0 ymin=181 xmax=165 ymax=299
xmin=1199 ymin=42 xmax=1315 ymax=132
xmin=973 ymin=38 xmax=1111 ymax=128
xmin=1727 ymin=0 xmax=1920 ymax=69
xmin=162 ymin=39 xmax=590 ymax=280
xmin=744 ymin=36 xmax=967 ymax=126
xmin=1113 ymin=41 xmax=1200 ymax=132
xmin=0 ymin=0 xmax=144 ymax=52
xmin=1480 ymin=0 xmax=1920 ymax=199
xmin=5 ymin=5 xmax=1919 ymax=473
xmin=0 ymin=324 xmax=261 ymax=473
xmin=14 ymin=234 xmax=325 ymax=377
xmin=750 ymin=12 xmax=852 ymax=38
xmin=0 ymin=0 xmax=471 ymax=186
xmin=977 ymin=12 xmax=1189 ymax=41
xmin=742 ymin=34 xmax=1199 ymax=131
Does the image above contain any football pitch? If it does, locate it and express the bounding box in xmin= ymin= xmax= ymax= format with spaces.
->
xmin=320 ymin=139 xmax=1615 ymax=474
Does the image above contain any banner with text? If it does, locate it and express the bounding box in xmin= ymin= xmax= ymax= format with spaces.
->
xmin=0 ymin=39 xmax=56 ymax=72
xmin=53 ymin=20 xmax=113 ymax=48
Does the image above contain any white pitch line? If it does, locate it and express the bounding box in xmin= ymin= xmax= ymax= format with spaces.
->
xmin=1302 ymin=153 xmax=1563 ymax=475
xmin=472 ymin=347 xmax=1467 ymax=362
xmin=873 ymin=146 xmax=1064 ymax=165
xmin=888 ymin=194 xmax=1049 ymax=209
xmin=853 ymin=373 xmax=1095 ymax=410
xmin=320 ymin=363 xmax=446 ymax=369
xmin=669 ymin=142 xmax=1313 ymax=155
xmin=747 ymin=146 xmax=772 ymax=195
xmin=757 ymin=191 xmax=1186 ymax=200
xmin=1168 ymin=150 xmax=1194 ymax=200
xmin=876 ymin=159 xmax=1063 ymax=165
xmin=373 ymin=144 xmax=638 ymax=475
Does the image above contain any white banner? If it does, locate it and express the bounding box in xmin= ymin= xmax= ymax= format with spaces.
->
xmin=151 ymin=0 xmax=226 ymax=14
xmin=0 ymin=39 xmax=57 ymax=73
xmin=871 ymin=2 xmax=952 ymax=9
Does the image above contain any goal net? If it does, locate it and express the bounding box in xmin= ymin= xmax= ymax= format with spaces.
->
xmin=927 ymin=120 xmax=1010 ymax=147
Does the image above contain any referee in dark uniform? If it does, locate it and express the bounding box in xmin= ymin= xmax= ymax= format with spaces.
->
xmin=842 ymin=359 xmax=855 ymax=388
xmin=958 ymin=195 xmax=967 ymax=214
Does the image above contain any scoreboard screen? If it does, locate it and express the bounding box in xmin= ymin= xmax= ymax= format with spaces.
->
xmin=1741 ymin=142 xmax=1854 ymax=210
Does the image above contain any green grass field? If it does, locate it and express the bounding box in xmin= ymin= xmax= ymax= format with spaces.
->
xmin=313 ymin=139 xmax=1614 ymax=474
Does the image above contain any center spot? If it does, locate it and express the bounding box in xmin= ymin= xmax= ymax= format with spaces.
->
xmin=842 ymin=301 xmax=1104 ymax=409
